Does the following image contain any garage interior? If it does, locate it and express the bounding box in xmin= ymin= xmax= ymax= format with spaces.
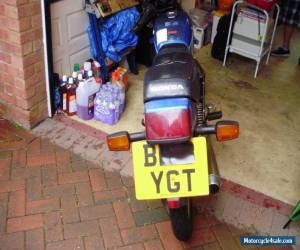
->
xmin=48 ymin=0 xmax=300 ymax=208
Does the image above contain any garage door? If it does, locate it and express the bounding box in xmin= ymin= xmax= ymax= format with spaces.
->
xmin=51 ymin=0 xmax=91 ymax=76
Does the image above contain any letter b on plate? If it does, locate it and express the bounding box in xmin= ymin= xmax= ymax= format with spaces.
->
xmin=144 ymin=144 xmax=157 ymax=167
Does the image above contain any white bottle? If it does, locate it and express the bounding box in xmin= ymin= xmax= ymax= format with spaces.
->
xmin=78 ymin=73 xmax=83 ymax=82
xmin=87 ymin=70 xmax=93 ymax=79
xmin=72 ymin=71 xmax=78 ymax=85
xmin=84 ymin=62 xmax=92 ymax=79
xmin=76 ymin=74 xmax=100 ymax=120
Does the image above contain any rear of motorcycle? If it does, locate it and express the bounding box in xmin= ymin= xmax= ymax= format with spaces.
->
xmin=107 ymin=107 xmax=239 ymax=241
xmin=107 ymin=59 xmax=239 ymax=241
xmin=107 ymin=7 xmax=239 ymax=242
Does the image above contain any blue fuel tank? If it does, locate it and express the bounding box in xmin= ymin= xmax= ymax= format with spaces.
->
xmin=153 ymin=10 xmax=193 ymax=53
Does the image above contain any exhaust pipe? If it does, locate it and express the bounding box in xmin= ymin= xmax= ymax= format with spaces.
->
xmin=207 ymin=137 xmax=221 ymax=194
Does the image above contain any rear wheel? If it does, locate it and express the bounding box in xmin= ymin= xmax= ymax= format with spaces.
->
xmin=169 ymin=202 xmax=193 ymax=241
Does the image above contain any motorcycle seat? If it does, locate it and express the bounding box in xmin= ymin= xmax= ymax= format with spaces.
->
xmin=144 ymin=44 xmax=204 ymax=103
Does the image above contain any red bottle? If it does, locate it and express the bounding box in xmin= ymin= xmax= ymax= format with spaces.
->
xmin=66 ymin=77 xmax=77 ymax=116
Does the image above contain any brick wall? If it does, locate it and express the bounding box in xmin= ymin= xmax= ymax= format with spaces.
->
xmin=0 ymin=0 xmax=48 ymax=129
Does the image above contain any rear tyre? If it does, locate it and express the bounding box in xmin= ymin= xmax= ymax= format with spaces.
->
xmin=169 ymin=205 xmax=193 ymax=241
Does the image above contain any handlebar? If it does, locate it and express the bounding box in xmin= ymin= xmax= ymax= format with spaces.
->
xmin=132 ymin=1 xmax=177 ymax=34
xmin=132 ymin=3 xmax=156 ymax=34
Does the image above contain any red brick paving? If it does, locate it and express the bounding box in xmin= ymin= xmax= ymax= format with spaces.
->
xmin=0 ymin=119 xmax=297 ymax=250
xmin=89 ymin=169 xmax=106 ymax=192
xmin=6 ymin=214 xmax=43 ymax=233
xmin=144 ymin=239 xmax=164 ymax=250
xmin=113 ymin=200 xmax=136 ymax=229
xmin=7 ymin=189 xmax=25 ymax=218
xmin=156 ymin=221 xmax=183 ymax=250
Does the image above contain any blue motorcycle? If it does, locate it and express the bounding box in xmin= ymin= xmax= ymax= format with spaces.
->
xmin=107 ymin=3 xmax=239 ymax=241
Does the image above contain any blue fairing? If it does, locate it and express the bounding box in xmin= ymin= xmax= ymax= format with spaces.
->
xmin=153 ymin=11 xmax=193 ymax=53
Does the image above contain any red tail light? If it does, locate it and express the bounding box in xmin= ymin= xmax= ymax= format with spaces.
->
xmin=167 ymin=198 xmax=180 ymax=209
xmin=145 ymin=98 xmax=192 ymax=142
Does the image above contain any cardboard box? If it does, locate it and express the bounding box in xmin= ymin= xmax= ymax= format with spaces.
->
xmin=96 ymin=0 xmax=139 ymax=17
xmin=181 ymin=0 xmax=196 ymax=12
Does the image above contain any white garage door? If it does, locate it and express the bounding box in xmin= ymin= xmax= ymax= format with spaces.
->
xmin=51 ymin=0 xmax=91 ymax=76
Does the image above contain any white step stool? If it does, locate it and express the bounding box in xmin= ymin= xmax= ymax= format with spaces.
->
xmin=222 ymin=0 xmax=280 ymax=78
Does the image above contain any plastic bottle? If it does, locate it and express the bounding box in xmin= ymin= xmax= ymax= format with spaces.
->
xmin=76 ymin=74 xmax=100 ymax=120
xmin=94 ymin=92 xmax=103 ymax=122
xmin=60 ymin=75 xmax=68 ymax=112
xmin=78 ymin=73 xmax=83 ymax=82
xmin=106 ymin=94 xmax=116 ymax=125
xmin=73 ymin=63 xmax=80 ymax=72
xmin=120 ymin=93 xmax=125 ymax=113
xmin=113 ymin=88 xmax=121 ymax=121
xmin=72 ymin=71 xmax=78 ymax=86
xmin=94 ymin=91 xmax=107 ymax=123
xmin=66 ymin=77 xmax=77 ymax=116
xmin=112 ymin=73 xmax=126 ymax=112
xmin=83 ymin=62 xmax=92 ymax=79
xmin=95 ymin=77 xmax=102 ymax=85
xmin=94 ymin=61 xmax=102 ymax=83
xmin=94 ymin=82 xmax=122 ymax=124
xmin=112 ymin=72 xmax=125 ymax=92
xmin=102 ymin=99 xmax=109 ymax=123
xmin=87 ymin=70 xmax=93 ymax=79
xmin=117 ymin=67 xmax=129 ymax=91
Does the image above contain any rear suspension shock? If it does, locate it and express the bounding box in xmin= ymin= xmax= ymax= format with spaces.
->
xmin=196 ymin=102 xmax=205 ymax=126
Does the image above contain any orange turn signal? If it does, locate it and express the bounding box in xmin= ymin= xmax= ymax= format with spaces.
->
xmin=107 ymin=132 xmax=130 ymax=151
xmin=216 ymin=121 xmax=239 ymax=141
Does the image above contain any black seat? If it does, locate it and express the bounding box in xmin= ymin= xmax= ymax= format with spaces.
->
xmin=144 ymin=44 xmax=204 ymax=103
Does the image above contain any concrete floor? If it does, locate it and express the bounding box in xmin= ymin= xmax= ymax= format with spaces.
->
xmin=201 ymin=27 xmax=300 ymax=206
xmin=71 ymin=28 xmax=300 ymax=206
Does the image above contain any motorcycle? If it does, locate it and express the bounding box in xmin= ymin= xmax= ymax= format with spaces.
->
xmin=106 ymin=2 xmax=239 ymax=241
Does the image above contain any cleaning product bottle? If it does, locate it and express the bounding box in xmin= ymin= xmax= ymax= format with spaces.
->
xmin=117 ymin=67 xmax=129 ymax=91
xmin=112 ymin=72 xmax=125 ymax=91
xmin=60 ymin=75 xmax=68 ymax=112
xmin=73 ymin=63 xmax=80 ymax=72
xmin=94 ymin=61 xmax=102 ymax=83
xmin=87 ymin=70 xmax=93 ymax=79
xmin=76 ymin=72 xmax=100 ymax=120
xmin=83 ymin=62 xmax=92 ymax=79
xmin=113 ymin=73 xmax=126 ymax=112
xmin=78 ymin=73 xmax=83 ymax=83
xmin=72 ymin=71 xmax=78 ymax=86
xmin=95 ymin=77 xmax=102 ymax=85
xmin=66 ymin=77 xmax=77 ymax=116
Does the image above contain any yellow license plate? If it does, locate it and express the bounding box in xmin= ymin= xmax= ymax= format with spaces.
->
xmin=132 ymin=137 xmax=209 ymax=200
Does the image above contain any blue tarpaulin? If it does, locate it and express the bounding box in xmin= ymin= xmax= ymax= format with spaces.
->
xmin=87 ymin=7 xmax=140 ymax=63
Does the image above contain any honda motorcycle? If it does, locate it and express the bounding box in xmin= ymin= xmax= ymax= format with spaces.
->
xmin=107 ymin=2 xmax=239 ymax=241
